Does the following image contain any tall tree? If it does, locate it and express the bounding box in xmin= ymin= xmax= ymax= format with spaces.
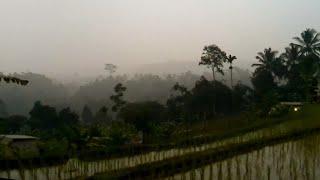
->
xmin=110 ymin=83 xmax=127 ymax=112
xmin=252 ymin=48 xmax=284 ymax=80
xmin=280 ymin=44 xmax=305 ymax=101
xmin=251 ymin=48 xmax=283 ymax=113
xmin=105 ymin=64 xmax=117 ymax=77
xmin=252 ymin=48 xmax=279 ymax=72
xmin=119 ymin=101 xmax=166 ymax=133
xmin=0 ymin=99 xmax=8 ymax=118
xmin=281 ymin=43 xmax=300 ymax=70
xmin=94 ymin=106 xmax=110 ymax=123
xmin=59 ymin=108 xmax=79 ymax=125
xmin=81 ymin=105 xmax=93 ymax=124
xmin=167 ymin=83 xmax=191 ymax=122
xmin=29 ymin=101 xmax=58 ymax=130
xmin=226 ymin=55 xmax=237 ymax=88
xmin=199 ymin=44 xmax=227 ymax=115
xmin=291 ymin=29 xmax=320 ymax=101
xmin=199 ymin=44 xmax=227 ymax=81
xmin=251 ymin=68 xmax=277 ymax=95
xmin=292 ymin=28 xmax=320 ymax=57
xmin=281 ymin=44 xmax=302 ymax=83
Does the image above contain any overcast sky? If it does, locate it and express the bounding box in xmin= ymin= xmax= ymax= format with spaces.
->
xmin=0 ymin=0 xmax=319 ymax=78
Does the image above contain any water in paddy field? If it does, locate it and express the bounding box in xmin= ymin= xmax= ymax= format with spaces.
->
xmin=164 ymin=134 xmax=320 ymax=180
xmin=0 ymin=127 xmax=277 ymax=180
xmin=0 ymin=131 xmax=319 ymax=179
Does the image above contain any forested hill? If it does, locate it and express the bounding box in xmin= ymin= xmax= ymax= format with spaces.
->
xmin=0 ymin=73 xmax=69 ymax=115
xmin=0 ymin=68 xmax=251 ymax=116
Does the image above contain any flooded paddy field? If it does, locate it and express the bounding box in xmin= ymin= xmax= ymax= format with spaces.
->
xmin=164 ymin=133 xmax=320 ymax=180
xmin=1 ymin=118 xmax=319 ymax=180
xmin=91 ymin=128 xmax=320 ymax=180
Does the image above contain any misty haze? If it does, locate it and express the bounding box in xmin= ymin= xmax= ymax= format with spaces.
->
xmin=1 ymin=0 xmax=320 ymax=180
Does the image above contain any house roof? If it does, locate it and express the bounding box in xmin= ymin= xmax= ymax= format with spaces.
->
xmin=0 ymin=135 xmax=39 ymax=140
xmin=280 ymin=102 xmax=303 ymax=106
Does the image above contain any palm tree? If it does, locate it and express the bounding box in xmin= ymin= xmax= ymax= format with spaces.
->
xmin=252 ymin=48 xmax=283 ymax=77
xmin=292 ymin=29 xmax=320 ymax=102
xmin=292 ymin=28 xmax=320 ymax=57
xmin=280 ymin=44 xmax=305 ymax=100
xmin=281 ymin=43 xmax=300 ymax=70
xmin=226 ymin=55 xmax=237 ymax=88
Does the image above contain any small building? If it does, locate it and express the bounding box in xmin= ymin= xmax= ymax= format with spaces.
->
xmin=280 ymin=102 xmax=303 ymax=111
xmin=0 ymin=135 xmax=40 ymax=159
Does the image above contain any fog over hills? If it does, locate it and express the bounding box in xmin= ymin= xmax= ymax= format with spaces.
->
xmin=0 ymin=61 xmax=252 ymax=116
xmin=52 ymin=60 xmax=252 ymax=85
xmin=133 ymin=61 xmax=204 ymax=75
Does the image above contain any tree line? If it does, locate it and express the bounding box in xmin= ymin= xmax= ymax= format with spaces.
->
xmin=0 ymin=28 xmax=319 ymax=146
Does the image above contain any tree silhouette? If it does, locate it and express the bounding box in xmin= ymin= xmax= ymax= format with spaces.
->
xmin=105 ymin=64 xmax=117 ymax=77
xmin=281 ymin=43 xmax=300 ymax=70
xmin=110 ymin=83 xmax=127 ymax=112
xmin=252 ymin=48 xmax=284 ymax=79
xmin=0 ymin=75 xmax=29 ymax=86
xmin=81 ymin=105 xmax=93 ymax=124
xmin=280 ymin=44 xmax=305 ymax=100
xmin=226 ymin=55 xmax=237 ymax=88
xmin=29 ymin=101 xmax=58 ymax=130
xmin=292 ymin=28 xmax=320 ymax=57
xmin=94 ymin=106 xmax=109 ymax=123
xmin=291 ymin=29 xmax=320 ymax=101
xmin=252 ymin=48 xmax=279 ymax=72
xmin=199 ymin=44 xmax=227 ymax=115
xmin=119 ymin=101 xmax=166 ymax=133
xmin=167 ymin=83 xmax=191 ymax=122
xmin=0 ymin=99 xmax=8 ymax=118
xmin=199 ymin=44 xmax=227 ymax=81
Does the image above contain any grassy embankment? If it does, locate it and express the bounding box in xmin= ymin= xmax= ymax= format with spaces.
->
xmin=77 ymin=104 xmax=315 ymax=162
xmin=79 ymin=109 xmax=293 ymax=160
xmin=87 ymin=104 xmax=320 ymax=179
xmin=0 ymin=108 xmax=288 ymax=169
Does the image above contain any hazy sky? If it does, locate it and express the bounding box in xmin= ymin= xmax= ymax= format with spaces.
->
xmin=1 ymin=0 xmax=320 ymax=78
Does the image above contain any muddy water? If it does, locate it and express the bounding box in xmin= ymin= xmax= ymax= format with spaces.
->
xmin=164 ymin=134 xmax=320 ymax=180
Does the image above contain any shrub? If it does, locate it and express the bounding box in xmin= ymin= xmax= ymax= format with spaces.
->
xmin=150 ymin=121 xmax=177 ymax=142
xmin=118 ymin=101 xmax=166 ymax=133
xmin=268 ymin=104 xmax=290 ymax=118
xmin=38 ymin=139 xmax=69 ymax=159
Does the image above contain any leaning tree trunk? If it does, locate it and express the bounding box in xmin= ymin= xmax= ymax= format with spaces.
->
xmin=212 ymin=66 xmax=216 ymax=82
xmin=212 ymin=66 xmax=216 ymax=116
xmin=230 ymin=65 xmax=233 ymax=88
xmin=230 ymin=65 xmax=234 ymax=114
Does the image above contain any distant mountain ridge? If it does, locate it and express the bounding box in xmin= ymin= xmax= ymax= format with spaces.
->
xmin=132 ymin=61 xmax=204 ymax=75
xmin=132 ymin=60 xmax=252 ymax=85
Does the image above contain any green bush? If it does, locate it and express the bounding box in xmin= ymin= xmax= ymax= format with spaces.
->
xmin=87 ymin=122 xmax=137 ymax=145
xmin=107 ymin=122 xmax=137 ymax=146
xmin=0 ymin=144 xmax=8 ymax=160
xmin=150 ymin=121 xmax=177 ymax=142
xmin=39 ymin=139 xmax=69 ymax=159
xmin=268 ymin=104 xmax=290 ymax=117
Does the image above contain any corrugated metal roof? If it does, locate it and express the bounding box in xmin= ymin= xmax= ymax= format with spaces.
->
xmin=280 ymin=102 xmax=303 ymax=106
xmin=0 ymin=135 xmax=39 ymax=140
